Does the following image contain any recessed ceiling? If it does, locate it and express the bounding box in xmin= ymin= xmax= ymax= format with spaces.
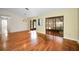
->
xmin=0 ymin=8 xmax=67 ymax=18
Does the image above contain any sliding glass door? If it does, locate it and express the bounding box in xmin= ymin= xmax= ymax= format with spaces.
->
xmin=0 ymin=16 xmax=9 ymax=50
xmin=2 ymin=19 xmax=8 ymax=50
xmin=45 ymin=16 xmax=64 ymax=37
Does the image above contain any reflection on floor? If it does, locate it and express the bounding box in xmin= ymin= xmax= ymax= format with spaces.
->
xmin=0 ymin=30 xmax=79 ymax=51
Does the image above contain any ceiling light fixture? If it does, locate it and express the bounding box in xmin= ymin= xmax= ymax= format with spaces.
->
xmin=22 ymin=8 xmax=31 ymax=22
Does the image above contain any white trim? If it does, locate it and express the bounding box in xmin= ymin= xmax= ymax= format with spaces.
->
xmin=64 ymin=37 xmax=79 ymax=43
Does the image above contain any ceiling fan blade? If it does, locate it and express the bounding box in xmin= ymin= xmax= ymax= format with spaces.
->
xmin=25 ymin=8 xmax=29 ymax=10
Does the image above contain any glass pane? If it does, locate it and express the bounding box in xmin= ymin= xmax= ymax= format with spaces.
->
xmin=56 ymin=17 xmax=63 ymax=30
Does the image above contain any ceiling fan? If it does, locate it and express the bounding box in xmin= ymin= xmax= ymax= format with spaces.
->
xmin=25 ymin=8 xmax=29 ymax=10
xmin=24 ymin=8 xmax=30 ymax=14
xmin=22 ymin=8 xmax=31 ymax=22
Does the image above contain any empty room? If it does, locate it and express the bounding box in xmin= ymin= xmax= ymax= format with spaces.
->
xmin=0 ymin=8 xmax=79 ymax=51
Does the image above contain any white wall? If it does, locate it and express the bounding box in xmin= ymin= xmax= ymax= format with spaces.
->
xmin=8 ymin=18 xmax=30 ymax=33
xmin=0 ymin=9 xmax=30 ymax=33
xmin=0 ymin=17 xmax=30 ymax=34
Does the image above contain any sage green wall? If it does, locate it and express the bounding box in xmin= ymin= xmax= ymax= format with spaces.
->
xmin=31 ymin=8 xmax=79 ymax=40
xmin=78 ymin=9 xmax=79 ymax=40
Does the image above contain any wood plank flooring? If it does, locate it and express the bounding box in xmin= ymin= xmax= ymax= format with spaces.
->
xmin=0 ymin=31 xmax=79 ymax=51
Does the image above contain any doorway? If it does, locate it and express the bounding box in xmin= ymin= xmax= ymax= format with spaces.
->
xmin=30 ymin=19 xmax=36 ymax=30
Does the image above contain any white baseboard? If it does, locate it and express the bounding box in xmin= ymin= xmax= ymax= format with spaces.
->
xmin=64 ymin=37 xmax=79 ymax=43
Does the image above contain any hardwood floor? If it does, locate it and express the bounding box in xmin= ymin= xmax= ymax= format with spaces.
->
xmin=63 ymin=39 xmax=79 ymax=51
xmin=0 ymin=31 xmax=79 ymax=51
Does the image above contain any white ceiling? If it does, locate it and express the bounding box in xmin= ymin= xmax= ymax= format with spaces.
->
xmin=0 ymin=8 xmax=67 ymax=18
